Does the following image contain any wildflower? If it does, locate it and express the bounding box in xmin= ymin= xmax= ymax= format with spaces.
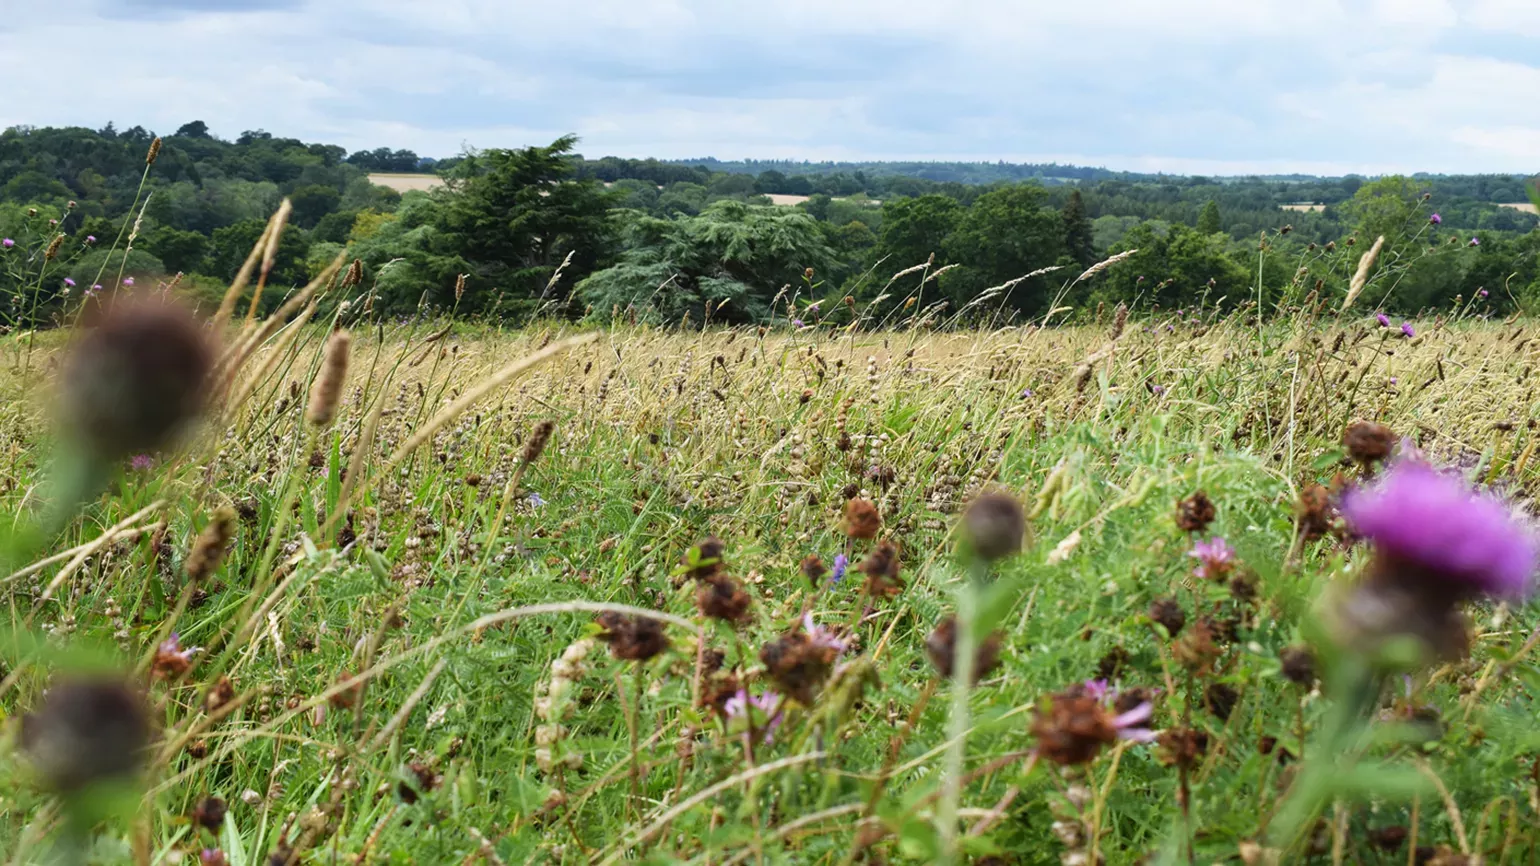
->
xmin=1469 ymin=237 xmax=1480 ymax=247
xmin=696 ymin=572 xmax=752 ymax=624
xmin=1334 ymin=460 xmax=1538 ymax=661
xmin=595 ymin=612 xmax=670 ymax=662
xmin=1376 ymin=312 xmax=1391 ymax=327
xmin=1020 ymin=388 xmax=1033 ymax=399
xmin=1344 ymin=420 xmax=1396 ymax=466
xmin=760 ymin=617 xmax=845 ymax=705
xmin=129 ymin=454 xmax=154 ymax=471
xmin=924 ymin=615 xmax=1003 ymax=684
xmin=1400 ymin=322 xmax=1415 ymax=338
xmin=791 ymin=319 xmax=804 ymax=328
xmin=1189 ymin=537 xmax=1235 ymax=580
xmin=1149 ymin=597 xmax=1186 ymax=637
xmin=19 ymin=677 xmax=150 ymax=791
xmin=1030 ymin=685 xmax=1156 ymax=766
xmin=85 ymin=235 xmax=96 ymax=244
xmin=64 ymin=278 xmax=76 ymax=288
xmin=830 ymin=553 xmax=849 ymax=584
xmin=152 ymin=633 xmax=197 ymax=679
xmin=1478 ymin=289 xmax=1489 ymax=298
xmin=1175 ymin=490 xmax=1216 ymax=534
xmin=527 ymin=492 xmax=546 ymax=508
xmin=961 ymin=492 xmax=1027 ymax=561
xmin=87 ymin=284 xmax=101 ymax=296
xmin=191 ymin=796 xmax=228 ymax=833
xmin=60 ymin=299 xmax=213 ymax=460
xmin=1 ymin=238 xmax=12 ymax=248
xmin=859 ymin=540 xmax=904 ymax=598
xmin=842 ymin=498 xmax=881 ymax=539
xmin=200 ymin=850 xmax=230 ymax=866
xmin=1279 ymin=645 xmax=1317 ymax=686
xmin=723 ymin=689 xmax=783 ymax=743
xmin=1151 ymin=383 xmax=1166 ymax=395
xmin=1429 ymin=213 xmax=1441 ymax=225
xmin=123 ymin=277 xmax=135 ymax=287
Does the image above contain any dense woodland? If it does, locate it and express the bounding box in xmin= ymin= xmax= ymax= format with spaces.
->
xmin=2 ymin=121 xmax=1538 ymax=326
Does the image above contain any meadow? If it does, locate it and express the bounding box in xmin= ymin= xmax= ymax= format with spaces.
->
xmin=3 ymin=256 xmax=1540 ymax=866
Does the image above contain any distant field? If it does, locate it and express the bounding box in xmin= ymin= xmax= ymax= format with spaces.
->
xmin=368 ymin=172 xmax=444 ymax=192
xmin=1280 ymin=203 xmax=1326 ymax=212
xmin=1500 ymin=202 xmax=1539 ymax=214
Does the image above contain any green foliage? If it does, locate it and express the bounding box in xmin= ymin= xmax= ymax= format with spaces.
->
xmin=1196 ymin=199 xmax=1222 ymax=235
xmin=1093 ymin=222 xmax=1252 ymax=308
xmin=875 ymin=194 xmax=962 ymax=272
xmin=1062 ymin=189 xmax=1095 ymax=266
xmin=942 ymin=184 xmax=1069 ymax=314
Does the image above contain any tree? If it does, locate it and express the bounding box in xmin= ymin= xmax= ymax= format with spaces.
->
xmin=432 ymin=135 xmax=617 ymax=314
xmin=1091 ymin=223 xmax=1250 ymax=309
xmin=143 ymin=227 xmax=208 ymax=274
xmin=1062 ymin=189 xmax=1095 ymax=265
xmin=875 ymin=194 xmax=962 ymax=272
xmin=942 ymin=185 xmax=1068 ymax=314
xmin=1196 ymin=199 xmax=1221 ymax=235
xmin=175 ymin=120 xmax=212 ymax=139
xmin=288 ymin=183 xmax=342 ymax=228
xmin=578 ymin=200 xmax=835 ymax=324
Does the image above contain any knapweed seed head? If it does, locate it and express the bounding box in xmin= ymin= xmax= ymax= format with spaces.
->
xmin=842 ymin=498 xmax=881 ymax=539
xmin=1344 ymin=421 xmax=1396 ymax=466
xmin=19 ymin=677 xmax=150 ymax=791
xmin=799 ymin=554 xmax=826 ymax=588
xmin=595 ymin=612 xmax=669 ymax=662
xmin=695 ymin=572 xmax=752 ymax=624
xmin=1149 ymin=597 xmax=1186 ymax=637
xmin=1175 ymin=490 xmax=1216 ymax=534
xmin=59 ymin=299 xmax=213 ymax=460
xmin=859 ymin=540 xmax=904 ymax=598
xmin=961 ymin=491 xmax=1027 ymax=561
xmin=1279 ymin=645 xmax=1317 ymax=686
xmin=925 ymin=615 xmax=1003 ymax=684
xmin=192 ymin=796 xmax=228 ymax=833
xmin=1030 ymin=686 xmax=1155 ymax=766
xmin=151 ymin=633 xmax=197 ymax=680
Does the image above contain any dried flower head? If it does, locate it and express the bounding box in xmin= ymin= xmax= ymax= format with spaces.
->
xmin=799 ymin=554 xmax=827 ymax=588
xmin=1296 ymin=483 xmax=1334 ymax=542
xmin=19 ymin=677 xmax=150 ymax=791
xmin=759 ymin=615 xmax=846 ymax=705
xmin=59 ymin=299 xmax=213 ymax=460
xmin=682 ymin=537 xmax=725 ymax=579
xmin=1149 ymin=597 xmax=1187 ymax=637
xmin=925 ymin=615 xmax=1003 ymax=684
xmin=1203 ymin=682 xmax=1239 ymax=720
xmin=1279 ymin=645 xmax=1317 ymax=686
xmin=962 ymin=492 xmax=1027 ymax=561
xmin=192 ymin=796 xmax=228 ymax=833
xmin=1173 ymin=619 xmax=1223 ymax=673
xmin=306 ymin=330 xmax=351 ymax=427
xmin=1344 ymin=420 xmax=1396 ymax=466
xmin=1155 ymin=726 xmax=1209 ymax=769
xmin=1175 ymin=490 xmax=1216 ymax=534
xmin=595 ymin=612 xmax=670 ymax=662
xmin=342 ymin=259 xmax=363 ymax=288
xmin=696 ymin=572 xmax=752 ymax=624
xmin=185 ymin=507 xmax=237 ymax=583
xmin=205 ymin=675 xmax=236 ymax=714
xmin=859 ymin=540 xmax=905 ymax=598
xmin=151 ymin=633 xmax=197 ymax=680
xmin=842 ymin=498 xmax=882 ymax=539
xmin=1030 ymin=686 xmax=1155 ymax=766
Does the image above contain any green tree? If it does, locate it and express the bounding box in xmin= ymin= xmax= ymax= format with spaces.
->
xmin=1196 ymin=199 xmax=1221 ymax=234
xmin=942 ymin=185 xmax=1068 ymax=314
xmin=1062 ymin=188 xmax=1095 ymax=265
xmin=874 ymin=194 xmax=962 ymax=272
xmin=578 ymin=200 xmax=835 ymax=324
xmin=433 ymin=135 xmax=617 ymax=314
xmin=288 ymin=183 xmax=342 ymax=228
xmin=143 ymin=227 xmax=208 ymax=274
xmin=1092 ymin=223 xmax=1250 ymax=308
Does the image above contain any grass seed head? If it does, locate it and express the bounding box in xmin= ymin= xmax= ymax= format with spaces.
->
xmin=306 ymin=330 xmax=351 ymax=428
xmin=185 ymin=506 xmax=237 ymax=583
xmin=522 ymin=420 xmax=555 ymax=464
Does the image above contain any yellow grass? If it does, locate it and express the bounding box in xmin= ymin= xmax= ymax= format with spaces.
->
xmin=368 ymin=172 xmax=444 ymax=193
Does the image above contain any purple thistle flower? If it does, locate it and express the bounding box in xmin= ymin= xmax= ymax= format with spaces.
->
xmin=724 ymin=689 xmax=784 ymax=743
xmin=63 ymin=278 xmax=76 ymax=288
xmin=85 ymin=235 xmax=96 ymax=244
xmin=1342 ymin=461 xmax=1537 ymax=598
xmin=129 ymin=454 xmax=154 ymax=471
xmin=830 ymin=553 xmax=849 ymax=584
xmin=1189 ymin=537 xmax=1235 ymax=580
xmin=791 ymin=318 xmax=804 ymax=328
xmin=1469 ymin=237 xmax=1480 ymax=247
xmin=1400 ymin=322 xmax=1415 ymax=338
xmin=1376 ymin=312 xmax=1391 ymax=327
xmin=1 ymin=238 xmax=12 ymax=249
xmin=123 ymin=277 xmax=135 ymax=288
xmin=1478 ymin=289 xmax=1489 ymax=298
xmin=1429 ymin=213 xmax=1442 ymax=225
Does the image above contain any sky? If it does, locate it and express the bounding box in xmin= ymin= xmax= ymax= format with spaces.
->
xmin=1 ymin=0 xmax=1536 ymax=176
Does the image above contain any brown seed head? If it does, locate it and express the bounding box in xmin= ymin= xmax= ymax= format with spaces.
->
xmin=146 ymin=136 xmax=162 ymax=165
xmin=1203 ymin=682 xmax=1239 ymax=720
xmin=595 ymin=612 xmax=669 ymax=662
xmin=760 ymin=627 xmax=839 ymax=706
xmin=1173 ymin=619 xmax=1222 ymax=673
xmin=342 ymin=259 xmax=363 ymax=288
xmin=1149 ymin=597 xmax=1187 ymax=637
xmin=1111 ymin=303 xmax=1129 ymax=340
xmin=925 ymin=615 xmax=1003 ymax=684
xmin=683 ymin=537 xmax=725 ymax=578
xmin=842 ymin=498 xmax=881 ymax=539
xmin=962 ymin=492 xmax=1027 ymax=561
xmin=60 ymin=299 xmax=213 ymax=459
xmin=799 ymin=554 xmax=827 ymax=588
xmin=522 ymin=420 xmax=555 ymax=464
xmin=44 ymin=233 xmax=64 ymax=260
xmin=859 ymin=540 xmax=905 ymax=598
xmin=1175 ymin=490 xmax=1216 ymax=533
xmin=204 ymin=675 xmax=236 ymax=714
xmin=306 ymin=330 xmax=351 ymax=427
xmin=1156 ymin=726 xmax=1209 ymax=769
xmin=185 ymin=507 xmax=237 ymax=583
xmin=1030 ymin=690 xmax=1120 ymax=766
xmin=1296 ymin=483 xmax=1334 ymax=542
xmin=1344 ymin=420 xmax=1396 ymax=465
xmin=192 ymin=796 xmax=228 ymax=833
xmin=19 ymin=677 xmax=150 ymax=791
xmin=1368 ymin=826 xmax=1408 ymax=852
xmin=696 ymin=572 xmax=752 ymax=624
xmin=1279 ymin=645 xmax=1318 ymax=686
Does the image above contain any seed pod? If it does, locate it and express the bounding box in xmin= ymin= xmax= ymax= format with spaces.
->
xmin=306 ymin=330 xmax=351 ymax=428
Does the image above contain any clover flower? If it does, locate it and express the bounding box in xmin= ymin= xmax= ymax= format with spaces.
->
xmin=1189 ymin=537 xmax=1235 ymax=581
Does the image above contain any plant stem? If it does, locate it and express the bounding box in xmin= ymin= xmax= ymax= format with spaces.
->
xmin=936 ymin=574 xmax=979 ymax=865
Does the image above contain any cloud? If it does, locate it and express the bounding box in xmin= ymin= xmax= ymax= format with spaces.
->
xmin=0 ymin=0 xmax=1533 ymax=174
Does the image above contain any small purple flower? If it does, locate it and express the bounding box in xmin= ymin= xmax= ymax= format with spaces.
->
xmin=1136 ymin=275 xmax=1146 ymax=283
xmin=527 ymin=492 xmax=546 ymax=507
xmin=724 ymin=689 xmax=784 ymax=743
xmin=1020 ymin=388 xmax=1033 ymax=399
xmin=85 ymin=235 xmax=96 ymax=244
xmin=1400 ymin=322 xmax=1415 ymax=338
xmin=1 ymin=238 xmax=12 ymax=249
xmin=1151 ymin=384 xmax=1166 ymax=395
xmin=87 ymin=284 xmax=101 ymax=297
xmin=1429 ymin=213 xmax=1442 ymax=225
xmin=1083 ymin=679 xmax=1111 ymax=701
xmin=48 ymin=219 xmax=57 ymax=227
xmin=1342 ymin=460 xmax=1537 ymax=598
xmin=1376 ymin=312 xmax=1391 ymax=327
xmin=123 ymin=277 xmax=135 ymax=287
xmin=1478 ymin=289 xmax=1489 ymax=298
xmin=1469 ymin=237 xmax=1480 ymax=247
xmin=802 ymin=612 xmax=849 ymax=654
xmin=63 ymin=278 xmax=75 ymax=288
xmin=830 ymin=553 xmax=849 ymax=584
xmin=129 ymin=454 xmax=154 ymax=471
xmin=791 ymin=319 xmax=804 ymax=328
xmin=1111 ymin=700 xmax=1158 ymax=742
xmin=806 ymin=301 xmax=821 ymax=311
xmin=1189 ymin=537 xmax=1235 ymax=580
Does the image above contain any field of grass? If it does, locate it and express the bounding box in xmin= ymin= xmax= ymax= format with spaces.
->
xmin=4 ymin=295 xmax=1540 ymax=864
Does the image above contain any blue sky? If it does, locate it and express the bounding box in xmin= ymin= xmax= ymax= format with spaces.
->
xmin=2 ymin=0 xmax=1537 ymax=175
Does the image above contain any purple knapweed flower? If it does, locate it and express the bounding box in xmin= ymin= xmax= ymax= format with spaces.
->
xmin=85 ymin=235 xmax=96 ymax=244
xmin=802 ymin=612 xmax=850 ymax=654
xmin=1 ymin=238 xmax=12 ymax=249
xmin=830 ymin=553 xmax=849 ymax=584
xmin=1342 ymin=460 xmax=1537 ymax=598
xmin=1151 ymin=384 xmax=1166 ymax=395
xmin=1400 ymin=322 xmax=1415 ymax=338
xmin=1020 ymin=388 xmax=1034 ymax=399
xmin=724 ymin=689 xmax=784 ymax=743
xmin=63 ymin=278 xmax=75 ymax=288
xmin=1376 ymin=312 xmax=1391 ymax=327
xmin=1469 ymin=237 xmax=1480 ymax=247
xmin=1189 ymin=536 xmax=1235 ymax=580
xmin=123 ymin=277 xmax=135 ymax=287
xmin=129 ymin=454 xmax=154 ymax=471
xmin=527 ymin=492 xmax=546 ymax=508
xmin=1110 ymin=700 xmax=1157 ymax=742
xmin=791 ymin=319 xmax=804 ymax=328
xmin=1083 ymin=678 xmax=1111 ymax=701
xmin=1429 ymin=213 xmax=1442 ymax=225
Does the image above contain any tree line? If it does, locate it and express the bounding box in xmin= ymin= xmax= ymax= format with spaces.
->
xmin=2 ymin=122 xmax=1538 ymax=328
